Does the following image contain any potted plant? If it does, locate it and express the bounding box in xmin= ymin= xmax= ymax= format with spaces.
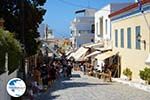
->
xmin=123 ymin=68 xmax=132 ymax=81
xmin=139 ymin=67 xmax=150 ymax=85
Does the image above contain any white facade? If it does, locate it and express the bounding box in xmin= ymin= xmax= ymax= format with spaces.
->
xmin=38 ymin=24 xmax=54 ymax=40
xmin=38 ymin=23 xmax=46 ymax=38
xmin=47 ymin=29 xmax=54 ymax=39
xmin=70 ymin=9 xmax=96 ymax=49
xmin=95 ymin=3 xmax=132 ymax=43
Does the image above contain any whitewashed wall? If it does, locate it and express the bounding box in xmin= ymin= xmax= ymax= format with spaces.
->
xmin=95 ymin=3 xmax=132 ymax=43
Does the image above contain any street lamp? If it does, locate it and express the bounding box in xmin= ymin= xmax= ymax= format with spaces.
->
xmin=136 ymin=34 xmax=146 ymax=50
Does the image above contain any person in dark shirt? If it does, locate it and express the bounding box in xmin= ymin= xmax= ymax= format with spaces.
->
xmin=40 ymin=64 xmax=48 ymax=86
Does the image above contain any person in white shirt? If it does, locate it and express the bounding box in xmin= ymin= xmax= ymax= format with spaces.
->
xmin=96 ymin=60 xmax=105 ymax=72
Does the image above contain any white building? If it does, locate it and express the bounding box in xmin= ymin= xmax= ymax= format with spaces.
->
xmin=46 ymin=29 xmax=54 ymax=39
xmin=95 ymin=3 xmax=132 ymax=43
xmin=92 ymin=3 xmax=133 ymax=72
xmin=38 ymin=23 xmax=46 ymax=39
xmin=70 ymin=8 xmax=96 ymax=49
xmin=38 ymin=23 xmax=54 ymax=40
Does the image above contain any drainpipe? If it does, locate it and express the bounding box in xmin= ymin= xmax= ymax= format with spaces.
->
xmin=137 ymin=1 xmax=150 ymax=64
xmin=144 ymin=16 xmax=150 ymax=64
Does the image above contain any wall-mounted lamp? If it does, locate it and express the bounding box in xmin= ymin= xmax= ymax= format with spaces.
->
xmin=137 ymin=34 xmax=146 ymax=50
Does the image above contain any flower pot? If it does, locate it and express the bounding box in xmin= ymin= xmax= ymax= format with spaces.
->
xmin=145 ymin=80 xmax=150 ymax=85
xmin=127 ymin=75 xmax=132 ymax=81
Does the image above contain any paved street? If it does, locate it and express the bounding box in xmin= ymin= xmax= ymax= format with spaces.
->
xmin=35 ymin=71 xmax=150 ymax=100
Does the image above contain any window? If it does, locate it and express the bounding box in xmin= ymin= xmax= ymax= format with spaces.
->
xmin=127 ymin=27 xmax=131 ymax=48
xmin=115 ymin=29 xmax=118 ymax=47
xmin=96 ymin=22 xmax=99 ymax=35
xmin=71 ymin=30 xmax=74 ymax=35
xmin=91 ymin=39 xmax=94 ymax=42
xmin=91 ymin=24 xmax=95 ymax=33
xmin=105 ymin=19 xmax=107 ymax=35
xmin=79 ymin=30 xmax=90 ymax=34
xmin=136 ymin=26 xmax=141 ymax=49
xmin=120 ymin=29 xmax=124 ymax=48
xmin=100 ymin=17 xmax=103 ymax=37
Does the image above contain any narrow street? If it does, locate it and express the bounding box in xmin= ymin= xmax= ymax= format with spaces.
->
xmin=35 ymin=71 xmax=150 ymax=100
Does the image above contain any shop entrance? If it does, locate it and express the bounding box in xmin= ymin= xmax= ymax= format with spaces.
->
xmin=104 ymin=54 xmax=121 ymax=78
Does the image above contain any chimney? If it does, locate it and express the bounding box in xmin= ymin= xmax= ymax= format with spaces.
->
xmin=0 ymin=18 xmax=5 ymax=28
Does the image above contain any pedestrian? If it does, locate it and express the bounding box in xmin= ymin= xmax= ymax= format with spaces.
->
xmin=99 ymin=60 xmax=105 ymax=72
xmin=52 ymin=66 xmax=56 ymax=82
xmin=40 ymin=64 xmax=48 ymax=90
xmin=33 ymin=67 xmax=41 ymax=84
xmin=67 ymin=61 xmax=72 ymax=77
xmin=83 ymin=63 xmax=86 ymax=75
xmin=28 ymin=88 xmax=34 ymax=100
xmin=55 ymin=61 xmax=61 ymax=79
xmin=63 ymin=65 xmax=67 ymax=77
xmin=61 ymin=59 xmax=68 ymax=77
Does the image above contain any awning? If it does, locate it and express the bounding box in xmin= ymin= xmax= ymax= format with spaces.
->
xmin=48 ymin=53 xmax=53 ymax=57
xmin=72 ymin=47 xmax=88 ymax=61
xmin=67 ymin=52 xmax=75 ymax=59
xmin=84 ymin=51 xmax=101 ymax=59
xmin=95 ymin=51 xmax=118 ymax=61
xmin=66 ymin=50 xmax=73 ymax=56
xmin=83 ymin=42 xmax=104 ymax=48
xmin=95 ymin=46 xmax=112 ymax=51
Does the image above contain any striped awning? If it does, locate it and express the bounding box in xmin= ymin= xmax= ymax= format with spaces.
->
xmin=95 ymin=51 xmax=118 ymax=61
xmin=83 ymin=42 xmax=104 ymax=48
xmin=84 ymin=51 xmax=101 ymax=59
xmin=67 ymin=47 xmax=88 ymax=61
xmin=73 ymin=47 xmax=88 ymax=61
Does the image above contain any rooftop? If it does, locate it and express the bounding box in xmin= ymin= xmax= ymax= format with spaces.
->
xmin=109 ymin=0 xmax=150 ymax=18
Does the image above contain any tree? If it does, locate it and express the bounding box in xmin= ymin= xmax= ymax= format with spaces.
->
xmin=140 ymin=67 xmax=150 ymax=84
xmin=0 ymin=0 xmax=46 ymax=56
xmin=0 ymin=29 xmax=22 ymax=74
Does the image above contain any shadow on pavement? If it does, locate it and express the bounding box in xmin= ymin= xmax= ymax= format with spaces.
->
xmin=35 ymin=73 xmax=112 ymax=100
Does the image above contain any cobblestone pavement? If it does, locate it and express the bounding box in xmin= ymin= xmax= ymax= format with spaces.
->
xmin=35 ymin=71 xmax=150 ymax=100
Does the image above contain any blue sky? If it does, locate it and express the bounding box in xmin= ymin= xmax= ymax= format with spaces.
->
xmin=43 ymin=0 xmax=135 ymax=38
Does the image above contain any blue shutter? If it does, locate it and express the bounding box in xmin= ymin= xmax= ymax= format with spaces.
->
xmin=136 ymin=26 xmax=141 ymax=49
xmin=121 ymin=29 xmax=124 ymax=48
xmin=127 ymin=28 xmax=131 ymax=48
xmin=115 ymin=30 xmax=118 ymax=47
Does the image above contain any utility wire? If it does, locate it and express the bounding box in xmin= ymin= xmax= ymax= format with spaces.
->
xmin=57 ymin=0 xmax=96 ymax=9
xmin=57 ymin=0 xmax=111 ymax=11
